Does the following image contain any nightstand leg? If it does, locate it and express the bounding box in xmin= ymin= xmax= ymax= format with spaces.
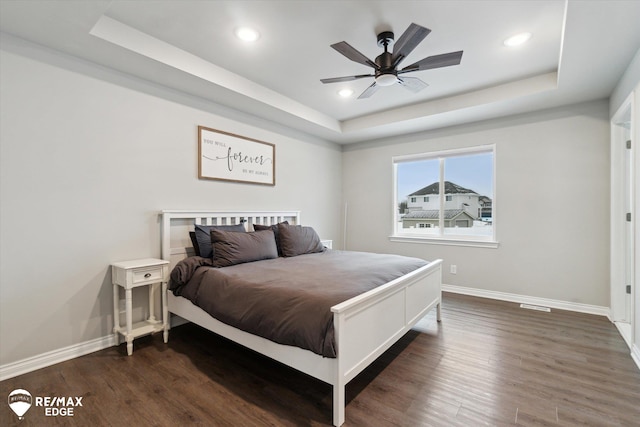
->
xmin=113 ymin=284 xmax=120 ymax=345
xmin=162 ymin=282 xmax=169 ymax=343
xmin=126 ymin=288 xmax=133 ymax=356
xmin=148 ymin=283 xmax=157 ymax=323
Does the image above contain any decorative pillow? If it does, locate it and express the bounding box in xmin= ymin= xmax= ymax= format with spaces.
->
xmin=194 ymin=223 xmax=246 ymax=259
xmin=253 ymin=221 xmax=289 ymax=256
xmin=189 ymin=232 xmax=200 ymax=256
xmin=277 ymin=223 xmax=325 ymax=257
xmin=210 ymin=229 xmax=278 ymax=267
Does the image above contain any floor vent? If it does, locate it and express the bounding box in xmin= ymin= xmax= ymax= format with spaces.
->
xmin=520 ymin=303 xmax=551 ymax=312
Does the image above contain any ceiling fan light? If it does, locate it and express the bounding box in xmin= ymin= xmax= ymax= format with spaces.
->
xmin=503 ymin=32 xmax=532 ymax=47
xmin=375 ymin=74 xmax=398 ymax=87
xmin=235 ymin=27 xmax=260 ymax=42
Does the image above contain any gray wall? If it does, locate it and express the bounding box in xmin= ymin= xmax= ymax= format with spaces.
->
xmin=0 ymin=44 xmax=342 ymax=365
xmin=343 ymin=100 xmax=611 ymax=307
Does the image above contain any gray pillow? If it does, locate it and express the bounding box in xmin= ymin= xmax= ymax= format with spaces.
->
xmin=253 ymin=221 xmax=288 ymax=256
xmin=277 ymin=223 xmax=324 ymax=257
xmin=211 ymin=229 xmax=278 ymax=267
xmin=194 ymin=223 xmax=246 ymax=259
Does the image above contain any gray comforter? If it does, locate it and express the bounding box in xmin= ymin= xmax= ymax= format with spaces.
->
xmin=169 ymin=250 xmax=427 ymax=357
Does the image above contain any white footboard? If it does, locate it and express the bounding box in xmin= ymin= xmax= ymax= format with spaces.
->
xmin=330 ymin=259 xmax=442 ymax=426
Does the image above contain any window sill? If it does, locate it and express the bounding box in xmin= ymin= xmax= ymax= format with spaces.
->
xmin=389 ymin=235 xmax=499 ymax=248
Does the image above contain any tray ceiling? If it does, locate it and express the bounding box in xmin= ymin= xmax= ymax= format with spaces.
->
xmin=1 ymin=1 xmax=639 ymax=144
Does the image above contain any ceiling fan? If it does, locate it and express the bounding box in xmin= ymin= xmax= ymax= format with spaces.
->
xmin=321 ymin=23 xmax=463 ymax=99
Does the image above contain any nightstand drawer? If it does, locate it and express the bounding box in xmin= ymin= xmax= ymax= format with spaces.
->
xmin=132 ymin=266 xmax=164 ymax=284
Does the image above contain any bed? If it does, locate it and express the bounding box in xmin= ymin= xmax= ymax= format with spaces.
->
xmin=160 ymin=210 xmax=442 ymax=426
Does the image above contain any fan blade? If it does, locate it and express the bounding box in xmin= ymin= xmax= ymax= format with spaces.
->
xmin=397 ymin=76 xmax=429 ymax=93
xmin=320 ymin=74 xmax=374 ymax=84
xmin=357 ymin=82 xmax=380 ymax=99
xmin=399 ymin=51 xmax=464 ymax=73
xmin=331 ymin=41 xmax=378 ymax=69
xmin=391 ymin=23 xmax=431 ymax=67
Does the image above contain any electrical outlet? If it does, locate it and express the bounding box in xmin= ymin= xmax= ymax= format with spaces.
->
xmin=450 ymin=265 xmax=457 ymax=274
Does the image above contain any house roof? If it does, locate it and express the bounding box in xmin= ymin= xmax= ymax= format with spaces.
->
xmin=403 ymin=209 xmax=473 ymax=220
xmin=409 ymin=181 xmax=478 ymax=196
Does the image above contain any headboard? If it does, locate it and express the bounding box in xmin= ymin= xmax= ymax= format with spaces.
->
xmin=160 ymin=210 xmax=301 ymax=268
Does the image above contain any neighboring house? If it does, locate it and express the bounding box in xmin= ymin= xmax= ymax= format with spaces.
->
xmin=404 ymin=181 xmax=491 ymax=221
xmin=402 ymin=209 xmax=476 ymax=228
xmin=478 ymin=195 xmax=493 ymax=220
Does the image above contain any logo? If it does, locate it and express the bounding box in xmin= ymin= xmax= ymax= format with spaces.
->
xmin=8 ymin=389 xmax=32 ymax=420
xmin=7 ymin=389 xmax=83 ymax=420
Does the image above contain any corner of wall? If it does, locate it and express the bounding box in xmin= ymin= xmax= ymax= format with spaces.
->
xmin=610 ymin=47 xmax=640 ymax=116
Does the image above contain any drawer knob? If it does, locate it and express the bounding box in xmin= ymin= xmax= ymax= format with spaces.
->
xmin=144 ymin=273 xmax=152 ymax=278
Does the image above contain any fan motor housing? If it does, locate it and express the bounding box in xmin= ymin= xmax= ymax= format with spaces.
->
xmin=374 ymin=54 xmax=398 ymax=85
xmin=376 ymin=31 xmax=396 ymax=80
xmin=375 ymin=52 xmax=394 ymax=70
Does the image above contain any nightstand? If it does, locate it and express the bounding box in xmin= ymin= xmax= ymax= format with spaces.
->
xmin=111 ymin=258 xmax=170 ymax=355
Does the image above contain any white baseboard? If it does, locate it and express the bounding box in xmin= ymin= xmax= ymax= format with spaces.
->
xmin=442 ymin=284 xmax=610 ymax=317
xmin=613 ymin=321 xmax=633 ymax=348
xmin=632 ymin=344 xmax=640 ymax=371
xmin=0 ymin=334 xmax=116 ymax=381
xmin=0 ymin=316 xmax=190 ymax=381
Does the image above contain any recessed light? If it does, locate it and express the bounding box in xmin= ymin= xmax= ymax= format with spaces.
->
xmin=235 ymin=27 xmax=260 ymax=42
xmin=503 ymin=32 xmax=532 ymax=47
xmin=338 ymin=88 xmax=353 ymax=98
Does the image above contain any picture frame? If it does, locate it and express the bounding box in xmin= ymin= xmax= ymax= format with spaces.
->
xmin=198 ymin=126 xmax=275 ymax=186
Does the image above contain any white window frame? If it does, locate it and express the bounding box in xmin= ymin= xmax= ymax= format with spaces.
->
xmin=391 ymin=144 xmax=498 ymax=248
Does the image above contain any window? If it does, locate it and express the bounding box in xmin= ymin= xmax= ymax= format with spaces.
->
xmin=393 ymin=145 xmax=496 ymax=246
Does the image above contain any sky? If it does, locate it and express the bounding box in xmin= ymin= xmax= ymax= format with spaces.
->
xmin=396 ymin=152 xmax=493 ymax=203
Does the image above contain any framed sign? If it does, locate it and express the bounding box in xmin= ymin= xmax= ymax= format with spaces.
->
xmin=198 ymin=126 xmax=275 ymax=186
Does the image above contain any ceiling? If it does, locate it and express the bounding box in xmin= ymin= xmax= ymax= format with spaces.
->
xmin=1 ymin=0 xmax=639 ymax=144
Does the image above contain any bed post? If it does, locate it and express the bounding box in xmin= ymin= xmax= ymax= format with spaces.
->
xmin=436 ymin=262 xmax=442 ymax=322
xmin=333 ymin=383 xmax=345 ymax=426
xmin=161 ymin=211 xmax=171 ymax=343
xmin=333 ymin=312 xmax=345 ymax=426
xmin=161 ymin=212 xmax=171 ymax=262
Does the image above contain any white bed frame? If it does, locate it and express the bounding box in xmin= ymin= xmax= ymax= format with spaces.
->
xmin=160 ymin=210 xmax=442 ymax=426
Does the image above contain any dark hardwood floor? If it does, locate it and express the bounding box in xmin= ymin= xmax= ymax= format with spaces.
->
xmin=2 ymin=293 xmax=639 ymax=426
